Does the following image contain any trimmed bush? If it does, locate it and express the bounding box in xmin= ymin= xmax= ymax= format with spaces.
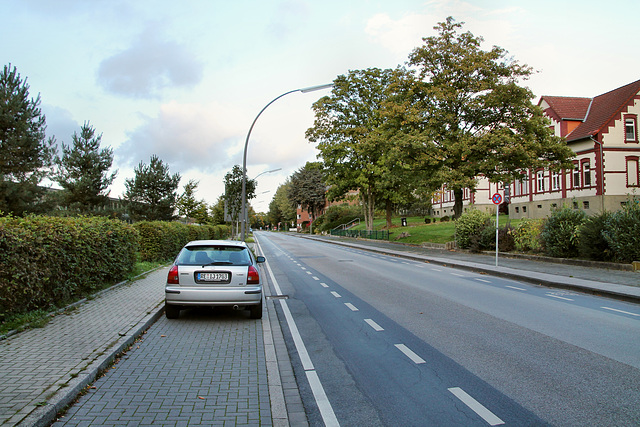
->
xmin=540 ymin=206 xmax=586 ymax=258
xmin=0 ymin=216 xmax=138 ymax=320
xmin=578 ymin=211 xmax=613 ymax=261
xmin=603 ymin=199 xmax=640 ymax=263
xmin=511 ymin=218 xmax=543 ymax=252
xmin=454 ymin=210 xmax=492 ymax=249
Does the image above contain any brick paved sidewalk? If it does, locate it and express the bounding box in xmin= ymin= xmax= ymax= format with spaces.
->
xmin=0 ymin=268 xmax=167 ymax=426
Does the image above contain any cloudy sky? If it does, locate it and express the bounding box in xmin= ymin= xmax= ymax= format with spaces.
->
xmin=3 ymin=0 xmax=640 ymax=211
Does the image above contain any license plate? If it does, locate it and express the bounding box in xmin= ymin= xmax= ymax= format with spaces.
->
xmin=197 ymin=272 xmax=229 ymax=282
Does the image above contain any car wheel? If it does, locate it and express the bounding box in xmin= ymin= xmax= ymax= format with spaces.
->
xmin=165 ymin=304 xmax=181 ymax=319
xmin=249 ymin=301 xmax=263 ymax=319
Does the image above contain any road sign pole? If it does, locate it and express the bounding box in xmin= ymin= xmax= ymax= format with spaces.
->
xmin=495 ymin=204 xmax=499 ymax=267
xmin=491 ymin=192 xmax=502 ymax=267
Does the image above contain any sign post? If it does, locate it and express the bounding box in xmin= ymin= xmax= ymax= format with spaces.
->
xmin=491 ymin=192 xmax=502 ymax=266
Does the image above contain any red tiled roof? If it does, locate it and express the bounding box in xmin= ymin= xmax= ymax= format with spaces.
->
xmin=540 ymin=96 xmax=591 ymax=121
xmin=566 ymin=79 xmax=640 ymax=142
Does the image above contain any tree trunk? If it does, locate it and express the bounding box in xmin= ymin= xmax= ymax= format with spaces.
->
xmin=363 ymin=189 xmax=375 ymax=229
xmin=385 ymin=200 xmax=393 ymax=229
xmin=453 ymin=187 xmax=464 ymax=219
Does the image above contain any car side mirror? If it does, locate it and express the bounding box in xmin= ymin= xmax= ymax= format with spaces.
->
xmin=256 ymin=256 xmax=266 ymax=263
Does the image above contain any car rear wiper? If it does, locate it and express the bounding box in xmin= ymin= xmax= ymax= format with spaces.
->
xmin=204 ymin=261 xmax=233 ymax=266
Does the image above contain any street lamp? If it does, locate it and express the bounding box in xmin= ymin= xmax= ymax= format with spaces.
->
xmin=240 ymin=83 xmax=333 ymax=241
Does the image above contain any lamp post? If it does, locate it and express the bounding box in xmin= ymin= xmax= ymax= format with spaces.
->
xmin=240 ymin=83 xmax=333 ymax=241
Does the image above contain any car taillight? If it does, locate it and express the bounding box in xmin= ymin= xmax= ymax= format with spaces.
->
xmin=167 ymin=265 xmax=179 ymax=284
xmin=247 ymin=265 xmax=260 ymax=284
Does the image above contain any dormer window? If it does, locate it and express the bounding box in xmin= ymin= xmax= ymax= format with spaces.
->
xmin=625 ymin=115 xmax=637 ymax=142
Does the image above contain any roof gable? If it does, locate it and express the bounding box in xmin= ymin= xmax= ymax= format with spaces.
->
xmin=540 ymin=96 xmax=591 ymax=122
xmin=566 ymin=79 xmax=640 ymax=141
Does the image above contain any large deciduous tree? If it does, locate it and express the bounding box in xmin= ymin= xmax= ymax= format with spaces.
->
xmin=287 ymin=162 xmax=326 ymax=229
xmin=54 ymin=121 xmax=117 ymax=213
xmin=405 ymin=17 xmax=574 ymax=218
xmin=307 ymin=68 xmax=411 ymax=229
xmin=0 ymin=64 xmax=55 ymax=215
xmin=124 ymin=155 xmax=181 ymax=221
xmin=268 ymin=179 xmax=296 ymax=230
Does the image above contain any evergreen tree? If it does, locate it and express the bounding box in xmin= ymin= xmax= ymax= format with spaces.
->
xmin=176 ymin=179 xmax=209 ymax=223
xmin=54 ymin=121 xmax=117 ymax=213
xmin=0 ymin=64 xmax=55 ymax=215
xmin=288 ymin=162 xmax=326 ymax=227
xmin=124 ymin=155 xmax=180 ymax=221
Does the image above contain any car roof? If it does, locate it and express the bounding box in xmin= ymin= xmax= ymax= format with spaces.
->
xmin=184 ymin=240 xmax=248 ymax=249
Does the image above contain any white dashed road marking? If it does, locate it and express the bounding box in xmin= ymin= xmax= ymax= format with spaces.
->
xmin=448 ymin=387 xmax=504 ymax=426
xmin=394 ymin=344 xmax=426 ymax=364
xmin=364 ymin=319 xmax=384 ymax=331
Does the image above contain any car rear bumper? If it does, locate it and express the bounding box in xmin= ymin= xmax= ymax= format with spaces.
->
xmin=165 ymin=285 xmax=262 ymax=306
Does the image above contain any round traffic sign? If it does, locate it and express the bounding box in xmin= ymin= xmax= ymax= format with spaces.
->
xmin=492 ymin=193 xmax=502 ymax=205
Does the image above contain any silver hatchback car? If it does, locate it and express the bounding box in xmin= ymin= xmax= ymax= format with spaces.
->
xmin=165 ymin=240 xmax=266 ymax=319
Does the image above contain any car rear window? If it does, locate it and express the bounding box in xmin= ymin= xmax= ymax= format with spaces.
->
xmin=177 ymin=246 xmax=251 ymax=266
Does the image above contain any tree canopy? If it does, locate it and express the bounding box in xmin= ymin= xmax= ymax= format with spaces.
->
xmin=54 ymin=121 xmax=117 ymax=213
xmin=0 ymin=64 xmax=55 ymax=216
xmin=306 ymin=68 xmax=409 ymax=229
xmin=124 ymin=155 xmax=181 ymax=221
xmin=287 ymin=162 xmax=326 ymax=227
xmin=402 ymin=17 xmax=574 ymax=217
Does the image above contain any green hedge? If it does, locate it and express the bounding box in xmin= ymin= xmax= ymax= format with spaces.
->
xmin=0 ymin=216 xmax=138 ymax=320
xmin=133 ymin=221 xmax=231 ymax=262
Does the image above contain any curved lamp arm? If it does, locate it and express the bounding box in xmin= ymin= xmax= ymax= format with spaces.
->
xmin=240 ymin=83 xmax=332 ymax=241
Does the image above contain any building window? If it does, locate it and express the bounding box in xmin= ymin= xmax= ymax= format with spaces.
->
xmin=572 ymin=163 xmax=581 ymax=188
xmin=573 ymin=201 xmax=578 ymax=209
xmin=536 ymin=170 xmax=546 ymax=193
xmin=522 ymin=206 xmax=527 ymax=213
xmin=551 ymin=172 xmax=560 ymax=191
xmin=625 ymin=115 xmax=637 ymax=142
xmin=627 ymin=157 xmax=639 ymax=187
xmin=515 ymin=207 xmax=520 ymax=213
xmin=583 ymin=201 xmax=590 ymax=209
xmin=522 ymin=176 xmax=529 ymax=194
xmin=583 ymin=161 xmax=591 ymax=187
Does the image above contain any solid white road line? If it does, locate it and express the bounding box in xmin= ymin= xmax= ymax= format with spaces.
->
xmin=306 ymin=371 xmax=340 ymax=427
xmin=448 ymin=387 xmax=504 ymax=426
xmin=365 ymin=319 xmax=384 ymax=331
xmin=505 ymin=285 xmax=526 ymax=291
xmin=394 ymin=344 xmax=426 ymax=364
xmin=257 ymin=239 xmax=340 ymax=427
xmin=475 ymin=278 xmax=491 ymax=283
xmin=601 ymin=306 xmax=640 ymax=317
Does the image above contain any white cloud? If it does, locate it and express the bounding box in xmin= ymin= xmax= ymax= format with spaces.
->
xmin=116 ymin=100 xmax=243 ymax=173
xmin=97 ymin=27 xmax=203 ymax=99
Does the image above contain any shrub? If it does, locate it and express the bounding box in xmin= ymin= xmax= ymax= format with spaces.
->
xmin=440 ymin=215 xmax=450 ymax=222
xmin=603 ymin=199 xmax=640 ymax=263
xmin=0 ymin=216 xmax=138 ymax=320
xmin=511 ymin=218 xmax=544 ymax=252
xmin=424 ymin=217 xmax=432 ymax=224
xmin=454 ymin=210 xmax=492 ymax=249
xmin=314 ymin=205 xmax=362 ymax=232
xmin=540 ymin=206 xmax=586 ymax=258
xmin=578 ymin=211 xmax=613 ymax=261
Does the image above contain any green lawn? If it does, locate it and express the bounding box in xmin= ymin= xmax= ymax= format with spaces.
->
xmin=350 ymin=215 xmax=518 ymax=245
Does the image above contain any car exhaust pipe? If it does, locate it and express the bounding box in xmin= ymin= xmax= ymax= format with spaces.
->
xmin=232 ymin=305 xmax=241 ymax=311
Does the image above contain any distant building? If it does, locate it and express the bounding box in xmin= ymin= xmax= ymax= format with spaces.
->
xmin=431 ymin=79 xmax=640 ymax=218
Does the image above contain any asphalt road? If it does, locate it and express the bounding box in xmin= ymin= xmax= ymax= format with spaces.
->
xmin=254 ymin=231 xmax=640 ymax=426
